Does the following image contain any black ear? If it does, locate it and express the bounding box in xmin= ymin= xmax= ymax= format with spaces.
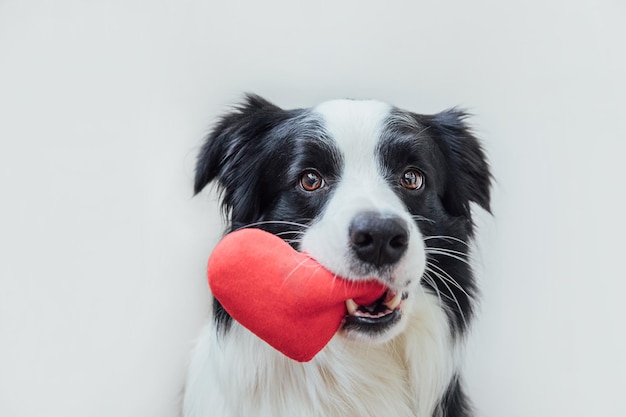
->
xmin=194 ymin=94 xmax=284 ymax=194
xmin=194 ymin=94 xmax=287 ymax=221
xmin=427 ymin=109 xmax=492 ymax=218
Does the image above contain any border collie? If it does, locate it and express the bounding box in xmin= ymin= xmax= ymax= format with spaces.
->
xmin=184 ymin=94 xmax=491 ymax=417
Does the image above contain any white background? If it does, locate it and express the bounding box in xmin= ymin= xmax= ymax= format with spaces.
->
xmin=1 ymin=1 xmax=625 ymax=416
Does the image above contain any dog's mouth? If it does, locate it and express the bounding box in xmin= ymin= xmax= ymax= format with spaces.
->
xmin=343 ymin=290 xmax=404 ymax=332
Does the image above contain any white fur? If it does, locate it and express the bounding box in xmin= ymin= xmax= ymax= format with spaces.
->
xmin=183 ymin=99 xmax=460 ymax=417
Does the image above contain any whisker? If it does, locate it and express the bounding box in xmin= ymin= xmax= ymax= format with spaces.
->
xmin=425 ymin=249 xmax=472 ymax=265
xmin=328 ymin=273 xmax=340 ymax=295
xmin=426 ymin=246 xmax=472 ymax=259
xmin=282 ymin=256 xmax=320 ymax=288
xmin=423 ymin=235 xmax=470 ymax=247
xmin=411 ymin=215 xmax=435 ymax=224
xmin=235 ymin=220 xmax=312 ymax=231
xmin=423 ymin=269 xmax=460 ymax=304
xmin=275 ymin=231 xmax=306 ymax=237
xmin=426 ymin=262 xmax=472 ymax=300
xmin=421 ymin=271 xmax=444 ymax=305
xmin=425 ymin=265 xmax=468 ymax=329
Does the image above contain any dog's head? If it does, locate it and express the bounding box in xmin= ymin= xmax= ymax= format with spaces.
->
xmin=195 ymin=94 xmax=491 ymax=343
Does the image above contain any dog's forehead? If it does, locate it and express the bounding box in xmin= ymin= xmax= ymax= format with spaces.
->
xmin=312 ymin=99 xmax=392 ymax=152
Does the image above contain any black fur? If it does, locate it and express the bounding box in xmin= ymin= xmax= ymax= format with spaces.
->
xmin=381 ymin=108 xmax=491 ymax=333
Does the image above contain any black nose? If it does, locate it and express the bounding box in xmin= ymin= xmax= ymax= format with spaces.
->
xmin=349 ymin=212 xmax=409 ymax=267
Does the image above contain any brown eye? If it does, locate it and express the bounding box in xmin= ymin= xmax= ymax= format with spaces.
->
xmin=401 ymin=169 xmax=424 ymax=190
xmin=300 ymin=170 xmax=324 ymax=191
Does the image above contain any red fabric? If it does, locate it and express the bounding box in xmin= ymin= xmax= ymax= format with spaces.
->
xmin=207 ymin=228 xmax=386 ymax=362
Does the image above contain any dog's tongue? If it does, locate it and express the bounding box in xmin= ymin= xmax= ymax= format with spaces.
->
xmin=207 ymin=228 xmax=386 ymax=362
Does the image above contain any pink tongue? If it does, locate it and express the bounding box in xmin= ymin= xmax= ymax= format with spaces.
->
xmin=207 ymin=228 xmax=386 ymax=362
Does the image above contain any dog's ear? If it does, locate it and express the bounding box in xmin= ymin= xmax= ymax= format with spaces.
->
xmin=426 ymin=109 xmax=492 ymax=218
xmin=194 ymin=94 xmax=287 ymax=220
xmin=194 ymin=94 xmax=284 ymax=194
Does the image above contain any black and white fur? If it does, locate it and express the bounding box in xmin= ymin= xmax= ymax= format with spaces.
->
xmin=184 ymin=95 xmax=491 ymax=417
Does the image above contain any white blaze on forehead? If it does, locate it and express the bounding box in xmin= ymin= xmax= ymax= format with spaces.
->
xmin=313 ymin=99 xmax=392 ymax=174
xmin=313 ymin=99 xmax=398 ymax=214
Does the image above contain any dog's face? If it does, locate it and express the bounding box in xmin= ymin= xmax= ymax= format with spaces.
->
xmin=195 ymin=95 xmax=491 ymax=343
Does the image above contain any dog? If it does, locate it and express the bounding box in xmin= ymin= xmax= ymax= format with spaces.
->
xmin=183 ymin=94 xmax=491 ymax=417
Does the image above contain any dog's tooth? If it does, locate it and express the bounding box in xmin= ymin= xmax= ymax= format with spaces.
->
xmin=346 ymin=299 xmax=358 ymax=315
xmin=384 ymin=292 xmax=402 ymax=310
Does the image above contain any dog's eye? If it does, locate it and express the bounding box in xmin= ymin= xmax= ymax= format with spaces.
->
xmin=300 ymin=170 xmax=325 ymax=192
xmin=401 ymin=169 xmax=424 ymax=190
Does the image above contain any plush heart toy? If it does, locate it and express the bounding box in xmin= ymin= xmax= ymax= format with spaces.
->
xmin=207 ymin=228 xmax=387 ymax=362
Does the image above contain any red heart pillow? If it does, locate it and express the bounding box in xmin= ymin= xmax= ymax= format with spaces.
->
xmin=207 ymin=228 xmax=386 ymax=362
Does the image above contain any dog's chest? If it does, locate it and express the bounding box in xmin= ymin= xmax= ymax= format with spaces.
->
xmin=227 ymin=333 xmax=416 ymax=417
